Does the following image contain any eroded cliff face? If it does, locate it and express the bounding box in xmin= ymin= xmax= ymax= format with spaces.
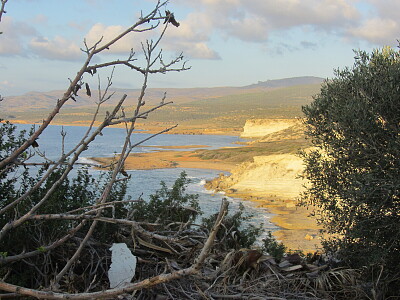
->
xmin=240 ymin=119 xmax=301 ymax=138
xmin=205 ymin=119 xmax=321 ymax=251
xmin=205 ymin=153 xmax=304 ymax=200
xmin=207 ymin=119 xmax=306 ymax=200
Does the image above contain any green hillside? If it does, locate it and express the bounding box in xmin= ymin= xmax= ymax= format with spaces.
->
xmin=1 ymin=81 xmax=321 ymax=133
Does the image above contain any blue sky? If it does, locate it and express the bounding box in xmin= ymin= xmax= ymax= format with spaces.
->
xmin=0 ymin=0 xmax=399 ymax=96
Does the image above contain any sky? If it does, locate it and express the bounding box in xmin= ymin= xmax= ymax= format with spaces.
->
xmin=0 ymin=0 xmax=399 ymax=96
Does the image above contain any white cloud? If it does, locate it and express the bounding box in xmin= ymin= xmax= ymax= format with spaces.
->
xmin=344 ymin=0 xmax=400 ymax=45
xmin=175 ymin=0 xmax=360 ymax=44
xmin=0 ymin=16 xmax=37 ymax=55
xmin=84 ymin=23 xmax=154 ymax=54
xmin=174 ymin=41 xmax=220 ymax=60
xmin=225 ymin=15 xmax=270 ymax=42
xmin=347 ymin=18 xmax=399 ymax=45
xmin=365 ymin=0 xmax=400 ymax=20
xmin=248 ymin=0 xmax=359 ymax=28
xmin=173 ymin=0 xmax=400 ymax=51
xmin=162 ymin=12 xmax=220 ymax=59
xmin=29 ymin=36 xmax=82 ymax=61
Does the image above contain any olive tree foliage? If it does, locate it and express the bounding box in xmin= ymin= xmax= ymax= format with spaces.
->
xmin=0 ymin=1 xmax=231 ymax=298
xmin=301 ymin=47 xmax=400 ymax=273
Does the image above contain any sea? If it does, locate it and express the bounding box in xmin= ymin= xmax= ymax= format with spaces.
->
xmin=15 ymin=124 xmax=277 ymax=234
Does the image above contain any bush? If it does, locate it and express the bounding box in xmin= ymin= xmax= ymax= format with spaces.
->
xmin=262 ymin=231 xmax=286 ymax=262
xmin=130 ymin=171 xmax=201 ymax=228
xmin=301 ymin=46 xmax=400 ymax=291
xmin=202 ymin=202 xmax=264 ymax=250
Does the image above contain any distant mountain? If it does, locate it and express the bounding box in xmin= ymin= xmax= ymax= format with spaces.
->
xmin=243 ymin=76 xmax=324 ymax=89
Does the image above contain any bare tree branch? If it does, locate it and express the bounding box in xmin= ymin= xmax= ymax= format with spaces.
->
xmin=0 ymin=0 xmax=178 ymax=170
xmin=0 ymin=0 xmax=7 ymax=25
xmin=0 ymin=2 xmax=214 ymax=298
xmin=0 ymin=200 xmax=229 ymax=299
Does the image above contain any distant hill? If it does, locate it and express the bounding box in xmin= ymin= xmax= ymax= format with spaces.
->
xmin=0 ymin=77 xmax=323 ymax=134
xmin=1 ymin=76 xmax=324 ymax=113
xmin=243 ymin=76 xmax=324 ymax=89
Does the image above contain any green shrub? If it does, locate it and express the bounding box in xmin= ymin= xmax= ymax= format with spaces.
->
xmin=202 ymin=202 xmax=264 ymax=250
xmin=0 ymin=121 xmax=129 ymax=288
xmin=262 ymin=231 xmax=286 ymax=262
xmin=130 ymin=171 xmax=201 ymax=228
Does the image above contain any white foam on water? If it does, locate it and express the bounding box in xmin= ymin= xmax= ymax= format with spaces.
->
xmin=77 ymin=157 xmax=98 ymax=165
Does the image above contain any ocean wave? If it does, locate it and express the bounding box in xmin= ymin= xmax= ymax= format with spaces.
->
xmin=77 ymin=157 xmax=99 ymax=165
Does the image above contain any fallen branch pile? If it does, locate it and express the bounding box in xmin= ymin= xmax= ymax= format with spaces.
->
xmin=0 ymin=197 xmax=372 ymax=299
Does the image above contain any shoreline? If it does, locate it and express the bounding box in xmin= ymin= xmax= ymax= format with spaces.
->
xmin=92 ymin=148 xmax=321 ymax=253
xmin=9 ymin=120 xmax=241 ymax=136
xmin=221 ymin=192 xmax=321 ymax=252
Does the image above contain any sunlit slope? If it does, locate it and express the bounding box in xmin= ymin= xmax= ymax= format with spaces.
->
xmin=1 ymin=82 xmax=321 ymax=134
xmin=145 ymin=83 xmax=320 ymax=131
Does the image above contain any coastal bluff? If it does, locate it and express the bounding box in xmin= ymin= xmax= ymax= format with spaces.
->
xmin=240 ymin=119 xmax=301 ymax=138
xmin=206 ymin=153 xmax=304 ymax=200
xmin=206 ymin=118 xmax=321 ymax=251
xmin=208 ymin=118 xmax=306 ymax=200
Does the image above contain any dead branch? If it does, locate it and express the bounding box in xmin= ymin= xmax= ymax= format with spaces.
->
xmin=28 ymin=214 xmax=183 ymax=244
xmin=0 ymin=200 xmax=229 ymax=299
xmin=0 ymin=94 xmax=127 ymax=240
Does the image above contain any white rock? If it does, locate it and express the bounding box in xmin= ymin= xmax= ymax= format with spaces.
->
xmin=108 ymin=243 xmax=137 ymax=288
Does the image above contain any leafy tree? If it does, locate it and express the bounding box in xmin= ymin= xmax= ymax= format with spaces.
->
xmin=301 ymin=47 xmax=400 ymax=281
